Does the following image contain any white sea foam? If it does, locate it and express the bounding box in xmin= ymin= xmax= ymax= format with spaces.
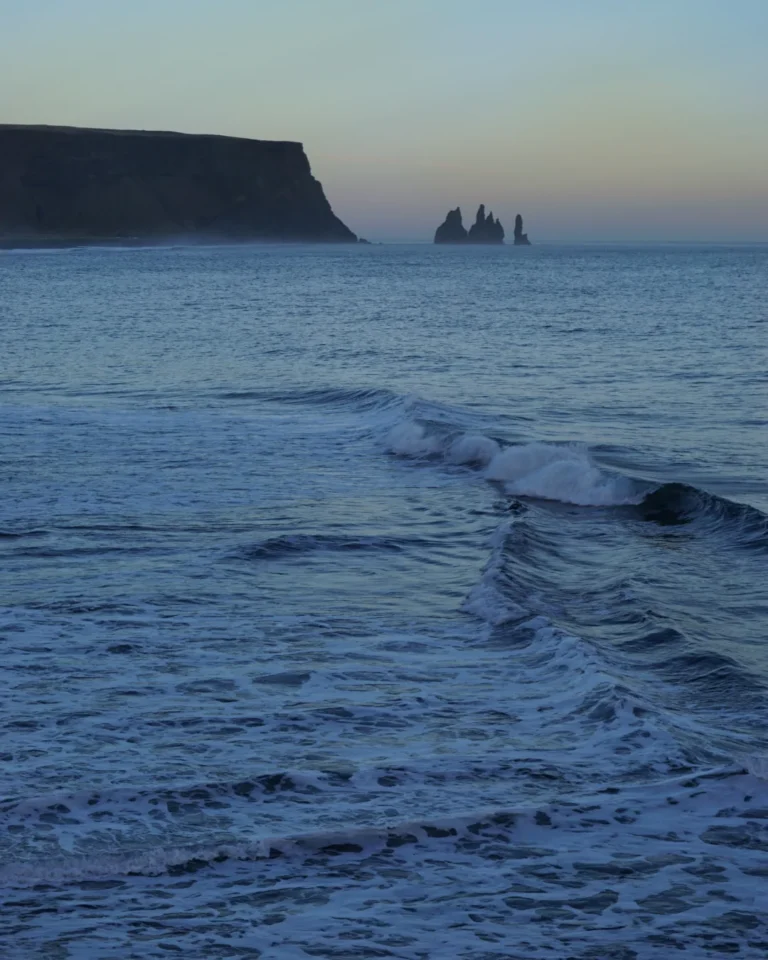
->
xmin=3 ymin=244 xmax=767 ymax=960
xmin=745 ymin=755 xmax=768 ymax=780
xmin=486 ymin=441 xmax=638 ymax=506
xmin=460 ymin=520 xmax=527 ymax=625
xmin=447 ymin=433 xmax=501 ymax=466
xmin=385 ymin=421 xmax=443 ymax=457
xmin=384 ymin=414 xmax=637 ymax=507
xmin=461 ymin=578 xmax=527 ymax=625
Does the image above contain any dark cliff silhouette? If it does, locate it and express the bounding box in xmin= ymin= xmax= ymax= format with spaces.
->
xmin=0 ymin=124 xmax=357 ymax=246
xmin=513 ymin=214 xmax=531 ymax=246
xmin=434 ymin=204 xmax=530 ymax=245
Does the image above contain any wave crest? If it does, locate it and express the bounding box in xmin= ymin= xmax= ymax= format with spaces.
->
xmin=386 ymin=417 xmax=639 ymax=507
xmin=486 ymin=442 xmax=638 ymax=506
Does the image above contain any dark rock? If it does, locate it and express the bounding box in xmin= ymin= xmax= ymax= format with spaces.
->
xmin=513 ymin=213 xmax=531 ymax=245
xmin=467 ymin=203 xmax=488 ymax=242
xmin=0 ymin=124 xmax=357 ymax=246
xmin=434 ymin=204 xmax=507 ymax=244
xmin=434 ymin=206 xmax=468 ymax=244
xmin=484 ymin=209 xmax=505 ymax=244
xmin=467 ymin=204 xmax=504 ymax=244
xmin=437 ymin=203 xmax=505 ymax=245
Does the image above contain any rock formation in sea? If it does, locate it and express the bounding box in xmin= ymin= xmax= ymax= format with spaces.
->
xmin=434 ymin=204 xmax=525 ymax=245
xmin=467 ymin=204 xmax=504 ymax=244
xmin=0 ymin=124 xmax=357 ymax=246
xmin=513 ymin=214 xmax=531 ymax=246
xmin=434 ymin=207 xmax=468 ymax=244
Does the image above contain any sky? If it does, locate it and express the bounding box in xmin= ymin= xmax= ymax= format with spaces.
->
xmin=1 ymin=0 xmax=766 ymax=241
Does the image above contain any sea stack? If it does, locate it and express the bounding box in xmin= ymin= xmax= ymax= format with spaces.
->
xmin=434 ymin=204 xmax=528 ymax=245
xmin=467 ymin=204 xmax=504 ymax=244
xmin=0 ymin=124 xmax=357 ymax=246
xmin=434 ymin=207 xmax=468 ymax=244
xmin=513 ymin=214 xmax=531 ymax=246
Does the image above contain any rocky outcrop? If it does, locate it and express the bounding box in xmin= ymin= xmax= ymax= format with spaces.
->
xmin=434 ymin=204 xmax=527 ymax=245
xmin=0 ymin=124 xmax=357 ymax=246
xmin=467 ymin=204 xmax=504 ymax=244
xmin=513 ymin=214 xmax=531 ymax=246
xmin=434 ymin=207 xmax=468 ymax=244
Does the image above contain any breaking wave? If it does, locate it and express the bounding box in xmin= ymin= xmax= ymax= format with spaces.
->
xmin=383 ymin=408 xmax=768 ymax=537
xmin=386 ymin=420 xmax=640 ymax=506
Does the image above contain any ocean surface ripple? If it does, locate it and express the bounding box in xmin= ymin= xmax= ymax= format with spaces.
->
xmin=1 ymin=242 xmax=767 ymax=958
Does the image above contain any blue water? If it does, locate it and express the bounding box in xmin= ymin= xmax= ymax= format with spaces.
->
xmin=1 ymin=242 xmax=767 ymax=958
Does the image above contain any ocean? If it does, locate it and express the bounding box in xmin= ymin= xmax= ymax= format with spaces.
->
xmin=1 ymin=241 xmax=767 ymax=958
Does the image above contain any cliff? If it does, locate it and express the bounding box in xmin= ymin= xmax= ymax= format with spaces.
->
xmin=0 ymin=124 xmax=357 ymax=246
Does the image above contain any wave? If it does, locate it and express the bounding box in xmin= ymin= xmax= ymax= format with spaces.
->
xmin=218 ymin=385 xmax=402 ymax=411
xmin=6 ymin=544 xmax=153 ymax=559
xmin=485 ymin=441 xmax=639 ymax=506
xmin=0 ymin=808 xmax=571 ymax=885
xmin=0 ymin=769 xmax=334 ymax=822
xmin=0 ymin=767 xmax=754 ymax=887
xmin=457 ymin=511 xmax=768 ymax=731
xmin=638 ymin=482 xmax=768 ymax=551
xmin=386 ymin=421 xmax=446 ymax=457
xmin=386 ymin=420 xmax=640 ymax=507
xmin=235 ymin=533 xmax=421 ymax=561
xmin=1 ymin=756 xmax=579 ymax=830
xmin=382 ymin=409 xmax=768 ymax=539
xmin=0 ymin=528 xmax=48 ymax=540
xmin=460 ymin=520 xmax=529 ymax=624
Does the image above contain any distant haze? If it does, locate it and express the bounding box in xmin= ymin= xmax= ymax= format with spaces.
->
xmin=1 ymin=0 xmax=766 ymax=241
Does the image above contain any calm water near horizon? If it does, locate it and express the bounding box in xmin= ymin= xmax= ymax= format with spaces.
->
xmin=1 ymin=242 xmax=767 ymax=958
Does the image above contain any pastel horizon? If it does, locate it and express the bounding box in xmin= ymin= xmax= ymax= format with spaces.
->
xmin=1 ymin=0 xmax=766 ymax=241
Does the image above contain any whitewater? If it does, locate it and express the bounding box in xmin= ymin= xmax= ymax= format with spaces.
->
xmin=1 ymin=241 xmax=767 ymax=958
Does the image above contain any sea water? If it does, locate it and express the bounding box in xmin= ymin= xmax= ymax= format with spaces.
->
xmin=1 ymin=242 xmax=767 ymax=958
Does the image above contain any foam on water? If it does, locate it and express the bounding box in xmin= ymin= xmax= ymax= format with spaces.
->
xmin=460 ymin=520 xmax=529 ymax=624
xmin=0 ymin=767 xmax=760 ymax=884
xmin=3 ymin=768 xmax=767 ymax=958
xmin=3 ymin=243 xmax=768 ymax=958
xmin=386 ymin=414 xmax=640 ymax=506
xmin=486 ymin=441 xmax=640 ymax=506
xmin=448 ymin=433 xmax=502 ymax=466
xmin=386 ymin=420 xmax=445 ymax=457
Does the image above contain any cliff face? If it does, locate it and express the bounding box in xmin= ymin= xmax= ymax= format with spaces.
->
xmin=0 ymin=125 xmax=357 ymax=245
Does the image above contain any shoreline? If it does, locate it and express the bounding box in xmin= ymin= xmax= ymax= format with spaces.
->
xmin=0 ymin=235 xmax=366 ymax=251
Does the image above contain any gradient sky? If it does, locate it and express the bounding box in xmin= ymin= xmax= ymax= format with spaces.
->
xmin=1 ymin=0 xmax=766 ymax=240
